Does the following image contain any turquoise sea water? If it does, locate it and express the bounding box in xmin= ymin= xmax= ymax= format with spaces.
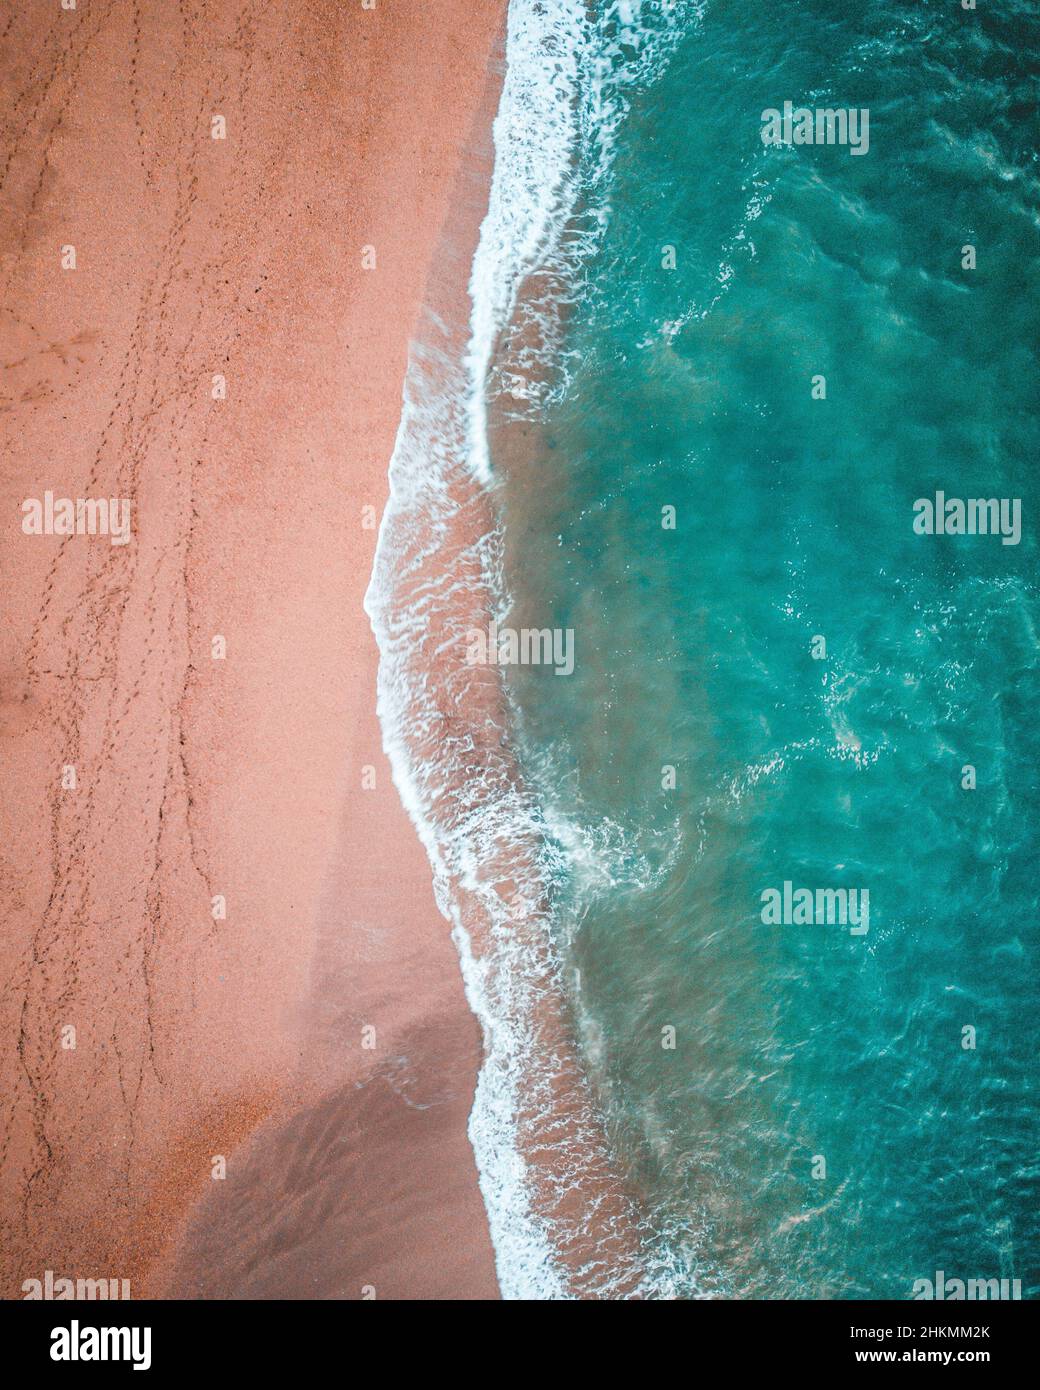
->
xmin=486 ymin=0 xmax=1039 ymax=1297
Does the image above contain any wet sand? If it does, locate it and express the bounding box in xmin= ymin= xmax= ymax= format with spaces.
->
xmin=0 ymin=0 xmax=504 ymax=1300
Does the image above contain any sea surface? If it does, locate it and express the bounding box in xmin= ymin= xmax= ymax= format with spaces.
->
xmin=368 ymin=0 xmax=1040 ymax=1298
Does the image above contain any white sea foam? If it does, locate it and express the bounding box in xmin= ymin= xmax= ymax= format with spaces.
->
xmin=365 ymin=0 xmax=700 ymax=1301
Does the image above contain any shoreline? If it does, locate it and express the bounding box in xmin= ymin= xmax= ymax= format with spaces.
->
xmin=363 ymin=0 xmax=653 ymax=1298
xmin=1 ymin=0 xmax=506 ymax=1301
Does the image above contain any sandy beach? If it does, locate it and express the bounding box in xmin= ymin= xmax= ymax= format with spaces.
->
xmin=1 ymin=0 xmax=505 ymax=1300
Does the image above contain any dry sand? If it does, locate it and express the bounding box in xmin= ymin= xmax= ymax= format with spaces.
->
xmin=0 ymin=0 xmax=505 ymax=1300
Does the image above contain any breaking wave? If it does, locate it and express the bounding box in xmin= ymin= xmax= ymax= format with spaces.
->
xmin=364 ymin=0 xmax=700 ymax=1299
